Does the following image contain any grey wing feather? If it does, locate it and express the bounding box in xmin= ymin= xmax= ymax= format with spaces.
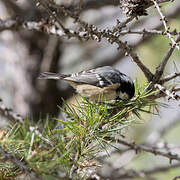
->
xmin=64 ymin=73 xmax=100 ymax=86
xmin=64 ymin=66 xmax=121 ymax=87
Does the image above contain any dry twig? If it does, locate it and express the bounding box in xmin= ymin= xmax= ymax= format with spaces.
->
xmin=116 ymin=138 xmax=180 ymax=163
xmin=152 ymin=0 xmax=180 ymax=51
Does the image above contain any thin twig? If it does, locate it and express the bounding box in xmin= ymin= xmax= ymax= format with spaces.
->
xmin=148 ymin=33 xmax=180 ymax=89
xmin=118 ymin=29 xmax=179 ymax=36
xmin=115 ymin=39 xmax=154 ymax=81
xmin=149 ymin=86 xmax=180 ymax=99
xmin=112 ymin=16 xmax=135 ymax=32
xmin=36 ymin=0 xmax=81 ymax=40
xmin=37 ymin=0 xmax=66 ymax=32
xmin=157 ymin=34 xmax=180 ymax=77
xmin=152 ymin=0 xmax=180 ymax=51
xmin=116 ymin=138 xmax=180 ymax=162
xmin=0 ymin=19 xmax=88 ymax=39
xmin=160 ymin=72 xmax=180 ymax=84
xmin=154 ymin=84 xmax=180 ymax=100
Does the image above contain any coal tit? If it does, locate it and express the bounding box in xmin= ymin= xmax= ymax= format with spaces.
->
xmin=39 ymin=66 xmax=135 ymax=102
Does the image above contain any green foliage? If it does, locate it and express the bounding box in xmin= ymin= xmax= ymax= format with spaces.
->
xmin=0 ymin=83 xmax=160 ymax=179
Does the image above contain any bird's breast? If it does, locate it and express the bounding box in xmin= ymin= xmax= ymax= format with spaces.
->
xmin=76 ymin=84 xmax=118 ymax=102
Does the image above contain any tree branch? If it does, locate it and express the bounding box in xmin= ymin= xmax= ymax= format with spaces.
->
xmin=152 ymin=0 xmax=180 ymax=51
xmin=118 ymin=29 xmax=179 ymax=35
xmin=160 ymin=72 xmax=180 ymax=84
xmin=116 ymin=138 xmax=180 ymax=162
xmin=148 ymin=33 xmax=180 ymax=89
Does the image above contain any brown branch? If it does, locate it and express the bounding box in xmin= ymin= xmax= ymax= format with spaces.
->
xmin=115 ymin=39 xmax=153 ymax=81
xmin=148 ymin=33 xmax=180 ymax=89
xmin=0 ymin=19 xmax=69 ymax=37
xmin=112 ymin=16 xmax=135 ymax=32
xmin=35 ymin=0 xmax=180 ymax=39
xmin=160 ymin=72 xmax=180 ymax=84
xmin=36 ymin=0 xmax=69 ymax=34
xmin=154 ymin=84 xmax=180 ymax=100
xmin=152 ymin=0 xmax=180 ymax=51
xmin=119 ymin=0 xmax=171 ymax=17
xmin=116 ymin=138 xmax=180 ymax=162
xmin=118 ymin=29 xmax=179 ymax=35
xmin=149 ymin=85 xmax=180 ymax=100
xmin=158 ymin=33 xmax=180 ymax=72
xmin=174 ymin=87 xmax=180 ymax=92
xmin=1 ymin=2 xmax=180 ymax=44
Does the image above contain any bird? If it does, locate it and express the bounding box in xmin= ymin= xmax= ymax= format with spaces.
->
xmin=38 ymin=66 xmax=135 ymax=102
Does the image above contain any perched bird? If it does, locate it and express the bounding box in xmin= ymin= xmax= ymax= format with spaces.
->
xmin=38 ymin=66 xmax=135 ymax=102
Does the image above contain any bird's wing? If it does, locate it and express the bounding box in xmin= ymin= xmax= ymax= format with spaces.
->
xmin=64 ymin=72 xmax=101 ymax=87
xmin=64 ymin=67 xmax=122 ymax=87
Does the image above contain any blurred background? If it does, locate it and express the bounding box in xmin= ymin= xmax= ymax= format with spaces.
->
xmin=0 ymin=0 xmax=180 ymax=179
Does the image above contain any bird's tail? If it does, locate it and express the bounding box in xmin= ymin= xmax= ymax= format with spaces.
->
xmin=38 ymin=72 xmax=68 ymax=80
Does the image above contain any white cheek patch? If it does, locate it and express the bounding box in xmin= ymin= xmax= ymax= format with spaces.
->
xmin=99 ymin=81 xmax=104 ymax=86
xmin=119 ymin=92 xmax=129 ymax=100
